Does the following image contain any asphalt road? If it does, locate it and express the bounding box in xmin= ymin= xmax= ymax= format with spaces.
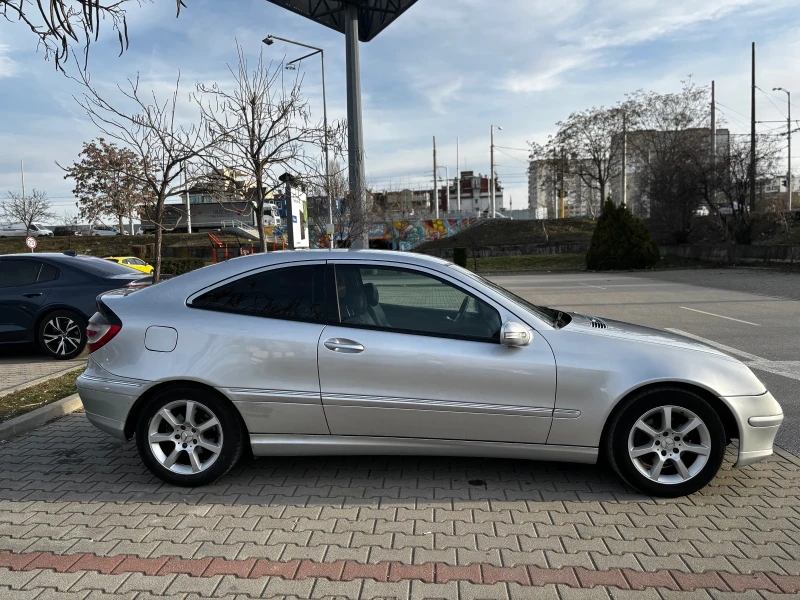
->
xmin=491 ymin=268 xmax=800 ymax=456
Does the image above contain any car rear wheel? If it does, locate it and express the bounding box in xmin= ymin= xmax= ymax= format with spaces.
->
xmin=605 ymin=388 xmax=726 ymax=497
xmin=135 ymin=387 xmax=244 ymax=486
xmin=37 ymin=310 xmax=86 ymax=360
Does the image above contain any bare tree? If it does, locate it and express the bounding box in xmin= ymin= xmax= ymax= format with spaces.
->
xmin=712 ymin=135 xmax=782 ymax=243
xmin=534 ymin=103 xmax=629 ymax=219
xmin=197 ymin=44 xmax=336 ymax=252
xmin=1 ymin=189 xmax=55 ymax=234
xmin=61 ymin=137 xmax=146 ymax=234
xmin=1 ymin=1 xmax=184 ymax=71
xmin=73 ymin=69 xmax=217 ymax=281
xmin=625 ymin=80 xmax=711 ymax=242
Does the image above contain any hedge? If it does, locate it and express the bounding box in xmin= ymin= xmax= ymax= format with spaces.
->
xmin=159 ymin=258 xmax=206 ymax=277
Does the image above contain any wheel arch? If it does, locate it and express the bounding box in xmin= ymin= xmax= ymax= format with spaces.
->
xmin=599 ymin=381 xmax=739 ymax=457
xmin=33 ymin=305 xmax=90 ymax=335
xmin=124 ymin=380 xmax=250 ymax=441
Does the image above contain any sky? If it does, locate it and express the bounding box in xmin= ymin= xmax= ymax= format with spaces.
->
xmin=1 ymin=0 xmax=799 ymax=219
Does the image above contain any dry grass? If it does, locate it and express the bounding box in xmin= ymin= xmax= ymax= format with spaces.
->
xmin=0 ymin=368 xmax=83 ymax=424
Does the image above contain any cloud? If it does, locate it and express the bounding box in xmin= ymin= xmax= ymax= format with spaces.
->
xmin=0 ymin=45 xmax=18 ymax=78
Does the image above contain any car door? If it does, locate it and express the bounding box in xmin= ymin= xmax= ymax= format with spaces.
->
xmin=0 ymin=259 xmax=55 ymax=342
xmin=317 ymin=262 xmax=557 ymax=444
xmin=185 ymin=261 xmax=331 ymax=435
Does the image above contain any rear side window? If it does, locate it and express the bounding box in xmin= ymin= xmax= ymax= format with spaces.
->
xmin=71 ymin=255 xmax=141 ymax=277
xmin=190 ymin=265 xmax=325 ymax=323
xmin=37 ymin=263 xmax=59 ymax=283
xmin=0 ymin=260 xmax=40 ymax=287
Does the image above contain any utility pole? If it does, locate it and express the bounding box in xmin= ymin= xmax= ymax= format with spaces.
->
xmin=789 ymin=93 xmax=792 ymax=211
xmin=456 ymin=137 xmax=461 ymax=212
xmin=432 ymin=136 xmax=439 ymax=218
xmin=622 ymin=113 xmax=627 ymax=209
xmin=490 ymin=125 xmax=502 ymax=218
xmin=445 ymin=166 xmax=450 ymax=213
xmin=711 ymin=80 xmax=716 ymax=208
xmin=552 ymin=147 xmax=558 ymax=219
xmin=750 ymin=42 xmax=757 ymax=214
xmin=20 ymin=159 xmax=25 ymax=201
xmin=184 ymin=163 xmax=192 ymax=234
xmin=490 ymin=126 xmax=495 ymax=218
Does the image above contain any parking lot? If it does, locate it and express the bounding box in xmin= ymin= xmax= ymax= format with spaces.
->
xmin=1 ymin=267 xmax=799 ymax=599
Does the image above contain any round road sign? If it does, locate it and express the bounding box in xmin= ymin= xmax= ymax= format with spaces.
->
xmin=25 ymin=236 xmax=37 ymax=249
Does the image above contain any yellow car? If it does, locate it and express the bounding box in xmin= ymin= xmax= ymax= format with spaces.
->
xmin=104 ymin=256 xmax=154 ymax=274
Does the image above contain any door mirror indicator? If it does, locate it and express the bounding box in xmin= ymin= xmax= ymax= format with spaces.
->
xmin=501 ymin=321 xmax=532 ymax=347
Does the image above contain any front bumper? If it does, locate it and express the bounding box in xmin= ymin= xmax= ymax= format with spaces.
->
xmin=723 ymin=392 xmax=783 ymax=467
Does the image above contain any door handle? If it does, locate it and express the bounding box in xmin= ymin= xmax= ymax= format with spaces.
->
xmin=23 ymin=293 xmax=42 ymax=298
xmin=324 ymin=338 xmax=364 ymax=353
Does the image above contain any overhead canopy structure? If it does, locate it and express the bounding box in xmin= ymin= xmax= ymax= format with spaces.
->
xmin=265 ymin=0 xmax=421 ymax=246
xmin=265 ymin=0 xmax=420 ymax=42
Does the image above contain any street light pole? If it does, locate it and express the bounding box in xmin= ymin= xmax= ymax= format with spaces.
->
xmin=490 ymin=125 xmax=502 ymax=218
xmin=774 ymin=87 xmax=792 ymax=211
xmin=264 ymin=34 xmax=334 ymax=248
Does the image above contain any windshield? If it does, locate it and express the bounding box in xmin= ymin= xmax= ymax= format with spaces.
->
xmin=449 ymin=264 xmax=561 ymax=326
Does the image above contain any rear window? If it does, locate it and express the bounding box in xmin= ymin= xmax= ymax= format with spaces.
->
xmin=70 ymin=255 xmax=141 ymax=277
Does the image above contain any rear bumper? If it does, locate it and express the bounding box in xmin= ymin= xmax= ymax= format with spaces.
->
xmin=77 ymin=371 xmax=148 ymax=440
xmin=723 ymin=392 xmax=783 ymax=467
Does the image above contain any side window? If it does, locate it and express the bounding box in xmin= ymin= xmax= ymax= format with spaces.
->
xmin=0 ymin=260 xmax=41 ymax=288
xmin=191 ymin=264 xmax=325 ymax=323
xmin=335 ymin=265 xmax=501 ymax=342
xmin=37 ymin=263 xmax=59 ymax=283
xmin=122 ymin=259 xmax=131 ymax=264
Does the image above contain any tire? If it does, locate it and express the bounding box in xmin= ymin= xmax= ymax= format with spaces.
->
xmin=37 ymin=310 xmax=86 ymax=360
xmin=135 ymin=386 xmax=244 ymax=487
xmin=605 ymin=387 xmax=726 ymax=497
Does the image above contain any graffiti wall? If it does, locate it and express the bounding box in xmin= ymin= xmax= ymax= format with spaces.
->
xmin=311 ymin=218 xmax=477 ymax=250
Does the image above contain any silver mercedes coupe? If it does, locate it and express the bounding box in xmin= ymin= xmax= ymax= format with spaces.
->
xmin=77 ymin=250 xmax=783 ymax=497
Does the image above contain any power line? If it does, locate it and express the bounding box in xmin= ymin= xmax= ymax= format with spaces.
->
xmin=715 ymin=100 xmax=749 ymax=120
xmin=756 ymin=86 xmax=786 ymax=118
xmin=494 ymin=145 xmax=530 ymax=152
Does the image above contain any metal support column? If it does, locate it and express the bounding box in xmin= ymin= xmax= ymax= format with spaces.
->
xmin=345 ymin=5 xmax=368 ymax=248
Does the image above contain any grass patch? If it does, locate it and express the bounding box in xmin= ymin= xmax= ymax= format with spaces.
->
xmin=468 ymin=253 xmax=587 ymax=273
xmin=0 ymin=368 xmax=83 ymax=424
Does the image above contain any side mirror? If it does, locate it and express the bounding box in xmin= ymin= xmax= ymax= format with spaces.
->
xmin=501 ymin=321 xmax=532 ymax=347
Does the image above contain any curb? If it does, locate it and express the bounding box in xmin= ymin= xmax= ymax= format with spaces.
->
xmin=0 ymin=361 xmax=87 ymax=398
xmin=0 ymin=393 xmax=83 ymax=441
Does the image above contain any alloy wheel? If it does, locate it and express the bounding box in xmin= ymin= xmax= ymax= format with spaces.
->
xmin=42 ymin=316 xmax=82 ymax=357
xmin=627 ymin=405 xmax=711 ymax=484
xmin=147 ymin=400 xmax=223 ymax=475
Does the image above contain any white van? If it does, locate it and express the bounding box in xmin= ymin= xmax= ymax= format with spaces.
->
xmin=0 ymin=222 xmax=54 ymax=237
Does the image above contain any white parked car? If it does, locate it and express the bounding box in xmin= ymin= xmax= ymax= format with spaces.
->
xmin=0 ymin=222 xmax=54 ymax=237
xmin=91 ymin=227 xmax=119 ymax=236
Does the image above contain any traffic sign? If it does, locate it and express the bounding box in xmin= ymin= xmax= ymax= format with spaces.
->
xmin=25 ymin=236 xmax=37 ymax=250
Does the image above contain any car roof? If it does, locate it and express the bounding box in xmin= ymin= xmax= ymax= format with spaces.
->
xmin=133 ymin=249 xmax=452 ymax=299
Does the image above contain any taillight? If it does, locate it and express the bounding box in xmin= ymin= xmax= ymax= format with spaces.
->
xmin=125 ymin=279 xmax=150 ymax=290
xmin=86 ymin=313 xmax=121 ymax=353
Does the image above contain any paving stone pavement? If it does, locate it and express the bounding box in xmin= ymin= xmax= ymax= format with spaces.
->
xmin=0 ymin=352 xmax=86 ymax=396
xmin=0 ymin=414 xmax=799 ymax=599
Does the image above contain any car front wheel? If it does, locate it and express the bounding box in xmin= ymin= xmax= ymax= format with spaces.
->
xmin=37 ymin=310 xmax=86 ymax=360
xmin=605 ymin=388 xmax=726 ymax=497
xmin=135 ymin=387 xmax=244 ymax=486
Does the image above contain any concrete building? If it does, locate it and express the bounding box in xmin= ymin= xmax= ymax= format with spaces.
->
xmin=608 ymin=128 xmax=731 ymax=218
xmin=443 ymin=171 xmax=504 ymax=215
xmin=528 ymin=160 xmax=602 ymax=219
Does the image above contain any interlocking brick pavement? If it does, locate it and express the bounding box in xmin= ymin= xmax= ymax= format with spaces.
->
xmin=0 ymin=351 xmax=86 ymax=397
xmin=0 ymin=414 xmax=799 ymax=599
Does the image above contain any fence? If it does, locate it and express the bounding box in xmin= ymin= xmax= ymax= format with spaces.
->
xmin=661 ymin=244 xmax=800 ymax=265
